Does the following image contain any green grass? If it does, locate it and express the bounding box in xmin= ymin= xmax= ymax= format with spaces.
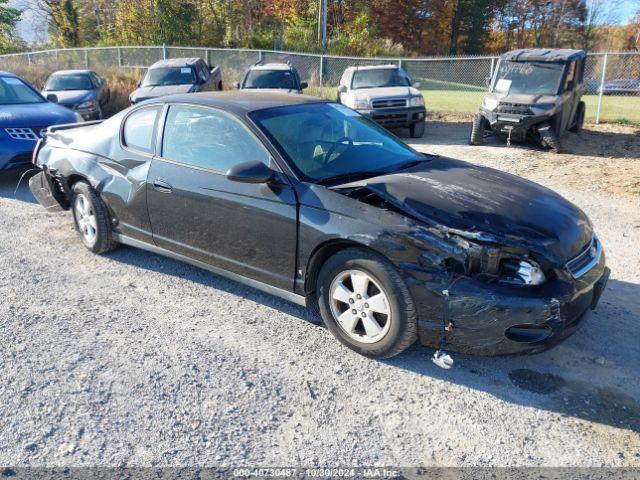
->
xmin=298 ymin=82 xmax=640 ymax=124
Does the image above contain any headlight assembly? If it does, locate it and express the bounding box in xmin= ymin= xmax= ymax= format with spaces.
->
xmin=76 ymin=99 xmax=97 ymax=110
xmin=352 ymin=98 xmax=369 ymax=109
xmin=500 ymin=258 xmax=546 ymax=285
xmin=482 ymin=97 xmax=500 ymax=110
xmin=409 ymin=95 xmax=425 ymax=107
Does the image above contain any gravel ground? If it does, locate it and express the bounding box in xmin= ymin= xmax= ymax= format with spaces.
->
xmin=0 ymin=120 xmax=639 ymax=468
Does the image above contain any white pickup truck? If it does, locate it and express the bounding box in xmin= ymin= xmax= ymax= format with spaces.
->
xmin=337 ymin=65 xmax=426 ymax=138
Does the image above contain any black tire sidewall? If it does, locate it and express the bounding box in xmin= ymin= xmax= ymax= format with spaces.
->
xmin=410 ymin=121 xmax=425 ymax=138
xmin=317 ymin=248 xmax=417 ymax=358
xmin=70 ymin=181 xmax=115 ymax=254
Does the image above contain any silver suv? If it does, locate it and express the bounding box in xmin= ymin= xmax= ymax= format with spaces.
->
xmin=337 ymin=65 xmax=426 ymax=138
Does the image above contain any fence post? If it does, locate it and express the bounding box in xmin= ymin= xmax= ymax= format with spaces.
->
xmin=258 ymin=50 xmax=262 ymax=62
xmin=398 ymin=58 xmax=402 ymax=68
xmin=319 ymin=54 xmax=324 ymax=87
xmin=490 ymin=56 xmax=496 ymax=77
xmin=27 ymin=53 xmax=31 ymax=66
xmin=117 ymin=47 xmax=122 ymax=68
xmin=162 ymin=44 xmax=167 ymax=60
xmin=596 ymin=53 xmax=608 ymax=124
xmin=84 ymin=49 xmax=89 ymax=68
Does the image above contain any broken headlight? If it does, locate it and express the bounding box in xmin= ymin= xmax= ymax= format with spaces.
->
xmin=500 ymin=258 xmax=546 ymax=285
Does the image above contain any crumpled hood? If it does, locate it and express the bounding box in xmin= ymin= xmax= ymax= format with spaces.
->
xmin=0 ymin=102 xmax=77 ymax=128
xmin=131 ymin=84 xmax=195 ymax=102
xmin=353 ymin=86 xmax=421 ymax=102
xmin=337 ymin=157 xmax=592 ymax=263
xmin=41 ymin=90 xmax=93 ymax=107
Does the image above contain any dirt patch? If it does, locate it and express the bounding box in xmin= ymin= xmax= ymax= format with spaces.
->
xmin=408 ymin=118 xmax=640 ymax=198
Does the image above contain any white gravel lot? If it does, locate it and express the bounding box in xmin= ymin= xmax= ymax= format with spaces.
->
xmin=0 ymin=120 xmax=639 ymax=468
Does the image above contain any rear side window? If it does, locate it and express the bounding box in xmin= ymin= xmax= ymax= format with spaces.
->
xmin=123 ymin=106 xmax=161 ymax=153
xmin=161 ymin=104 xmax=270 ymax=172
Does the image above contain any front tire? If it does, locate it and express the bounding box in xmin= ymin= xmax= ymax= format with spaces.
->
xmin=538 ymin=122 xmax=563 ymax=153
xmin=71 ymin=181 xmax=117 ymax=254
xmin=409 ymin=120 xmax=425 ymax=138
xmin=316 ymin=248 xmax=417 ymax=358
xmin=470 ymin=113 xmax=488 ymax=145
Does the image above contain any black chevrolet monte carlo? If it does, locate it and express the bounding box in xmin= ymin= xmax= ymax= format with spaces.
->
xmin=29 ymin=92 xmax=609 ymax=358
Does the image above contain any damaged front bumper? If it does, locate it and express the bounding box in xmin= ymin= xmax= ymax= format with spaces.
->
xmin=480 ymin=108 xmax=550 ymax=139
xmin=407 ymin=249 xmax=609 ymax=356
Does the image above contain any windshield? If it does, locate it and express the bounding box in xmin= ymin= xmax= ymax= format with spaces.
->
xmin=243 ymin=70 xmax=297 ymax=89
xmin=250 ymin=103 xmax=422 ymax=183
xmin=44 ymin=74 xmax=93 ymax=91
xmin=0 ymin=76 xmax=44 ymax=105
xmin=352 ymin=68 xmax=410 ymax=89
xmin=142 ymin=67 xmax=196 ymax=87
xmin=492 ymin=61 xmax=564 ymax=95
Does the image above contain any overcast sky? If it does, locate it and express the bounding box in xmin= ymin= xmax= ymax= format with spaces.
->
xmin=8 ymin=0 xmax=640 ymax=45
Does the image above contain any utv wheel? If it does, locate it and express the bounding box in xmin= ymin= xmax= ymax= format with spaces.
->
xmin=569 ymin=101 xmax=585 ymax=133
xmin=71 ymin=181 xmax=117 ymax=254
xmin=409 ymin=120 xmax=425 ymax=138
xmin=316 ymin=248 xmax=417 ymax=358
xmin=538 ymin=122 xmax=563 ymax=153
xmin=469 ymin=113 xmax=488 ymax=145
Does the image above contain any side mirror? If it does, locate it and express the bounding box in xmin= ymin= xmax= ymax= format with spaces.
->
xmin=337 ymin=85 xmax=348 ymax=93
xmin=412 ymin=81 xmax=421 ymax=88
xmin=137 ymin=80 xmax=142 ymax=88
xmin=300 ymin=81 xmax=308 ymax=90
xmin=227 ymin=160 xmax=274 ymax=184
xmin=233 ymin=81 xmax=241 ymax=89
xmin=46 ymin=94 xmax=58 ymax=103
xmin=485 ymin=76 xmax=491 ymax=88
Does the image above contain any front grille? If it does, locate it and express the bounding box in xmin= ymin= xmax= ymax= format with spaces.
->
xmin=7 ymin=153 xmax=33 ymax=167
xmin=566 ymin=236 xmax=600 ymax=279
xmin=372 ymin=113 xmax=408 ymax=125
xmin=497 ymin=103 xmax=534 ymax=115
xmin=371 ymin=98 xmax=407 ymax=109
xmin=5 ymin=127 xmax=39 ymax=140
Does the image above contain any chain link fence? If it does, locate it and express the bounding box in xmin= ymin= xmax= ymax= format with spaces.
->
xmin=1 ymin=46 xmax=639 ymax=124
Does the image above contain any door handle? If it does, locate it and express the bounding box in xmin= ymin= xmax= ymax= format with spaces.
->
xmin=153 ymin=177 xmax=173 ymax=193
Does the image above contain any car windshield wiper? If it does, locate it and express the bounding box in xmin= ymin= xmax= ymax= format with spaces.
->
xmin=394 ymin=156 xmax=436 ymax=171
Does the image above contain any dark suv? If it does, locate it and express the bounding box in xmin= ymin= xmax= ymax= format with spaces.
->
xmin=471 ymin=49 xmax=587 ymax=152
xmin=234 ymin=62 xmax=307 ymax=94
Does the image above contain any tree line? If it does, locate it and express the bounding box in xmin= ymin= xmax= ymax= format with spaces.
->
xmin=1 ymin=0 xmax=639 ymax=55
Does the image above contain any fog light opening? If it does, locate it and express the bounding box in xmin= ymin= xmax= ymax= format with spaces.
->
xmin=505 ymin=324 xmax=552 ymax=343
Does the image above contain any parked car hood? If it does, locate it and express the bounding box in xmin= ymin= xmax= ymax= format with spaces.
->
xmin=41 ymin=89 xmax=93 ymax=106
xmin=353 ymin=86 xmax=421 ymax=101
xmin=0 ymin=102 xmax=78 ymax=128
xmin=336 ymin=157 xmax=592 ymax=263
xmin=485 ymin=91 xmax=559 ymax=105
xmin=243 ymin=88 xmax=300 ymax=94
xmin=131 ymin=84 xmax=194 ymax=101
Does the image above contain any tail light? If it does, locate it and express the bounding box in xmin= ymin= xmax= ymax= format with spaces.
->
xmin=32 ymin=137 xmax=44 ymax=165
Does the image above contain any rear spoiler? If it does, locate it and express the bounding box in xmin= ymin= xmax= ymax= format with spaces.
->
xmin=47 ymin=119 xmax=104 ymax=134
xmin=32 ymin=120 xmax=104 ymax=165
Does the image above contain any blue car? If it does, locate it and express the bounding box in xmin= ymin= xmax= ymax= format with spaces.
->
xmin=0 ymin=71 xmax=79 ymax=170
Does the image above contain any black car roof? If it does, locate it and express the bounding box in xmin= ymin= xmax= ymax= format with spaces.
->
xmin=501 ymin=48 xmax=586 ymax=63
xmin=143 ymin=91 xmax=328 ymax=113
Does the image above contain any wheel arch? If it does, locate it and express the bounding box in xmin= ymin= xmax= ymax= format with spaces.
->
xmin=303 ymin=238 xmax=391 ymax=295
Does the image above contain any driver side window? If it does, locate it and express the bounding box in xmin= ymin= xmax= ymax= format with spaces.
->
xmin=161 ymin=105 xmax=270 ymax=172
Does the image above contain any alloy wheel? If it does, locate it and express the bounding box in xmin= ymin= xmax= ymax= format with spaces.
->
xmin=74 ymin=194 xmax=97 ymax=244
xmin=329 ymin=269 xmax=392 ymax=344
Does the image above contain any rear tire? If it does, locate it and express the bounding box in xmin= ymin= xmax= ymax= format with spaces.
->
xmin=71 ymin=181 xmax=117 ymax=254
xmin=569 ymin=101 xmax=585 ymax=133
xmin=538 ymin=122 xmax=563 ymax=153
xmin=469 ymin=113 xmax=487 ymax=145
xmin=409 ymin=120 xmax=425 ymax=138
xmin=316 ymin=248 xmax=417 ymax=358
